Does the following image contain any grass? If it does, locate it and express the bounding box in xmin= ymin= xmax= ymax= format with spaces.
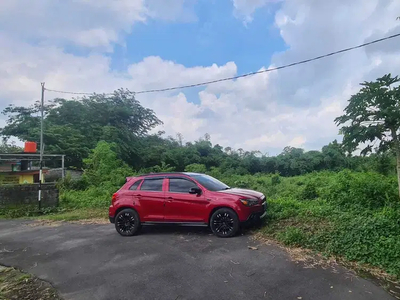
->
xmin=0 ymin=207 xmax=108 ymax=222
xmin=2 ymin=167 xmax=400 ymax=288
xmin=214 ymin=170 xmax=400 ymax=280
xmin=34 ymin=207 xmax=108 ymax=222
xmin=49 ymin=169 xmax=400 ymax=281
xmin=0 ymin=266 xmax=61 ymax=300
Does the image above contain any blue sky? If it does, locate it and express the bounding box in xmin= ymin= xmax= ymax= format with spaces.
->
xmin=106 ymin=0 xmax=286 ymax=105
xmin=113 ymin=1 xmax=284 ymax=74
xmin=1 ymin=0 xmax=400 ymax=153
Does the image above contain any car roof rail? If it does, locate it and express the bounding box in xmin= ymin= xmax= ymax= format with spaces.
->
xmin=132 ymin=172 xmax=204 ymax=178
xmin=135 ymin=172 xmax=185 ymax=177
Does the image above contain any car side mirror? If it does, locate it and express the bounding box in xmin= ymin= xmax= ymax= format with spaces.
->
xmin=189 ymin=187 xmax=202 ymax=195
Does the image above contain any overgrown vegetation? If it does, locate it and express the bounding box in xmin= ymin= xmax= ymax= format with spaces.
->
xmin=1 ymin=75 xmax=400 ymax=281
xmin=0 ymin=90 xmax=398 ymax=178
xmin=244 ymin=171 xmax=400 ymax=279
xmin=50 ymin=141 xmax=400 ymax=279
xmin=57 ymin=141 xmax=132 ymax=209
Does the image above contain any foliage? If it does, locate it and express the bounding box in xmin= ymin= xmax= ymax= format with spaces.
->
xmin=58 ymin=141 xmax=133 ymax=208
xmin=1 ymin=77 xmax=400 ymax=280
xmin=34 ymin=208 xmax=107 ymax=221
xmin=335 ymin=74 xmax=400 ymax=197
xmin=335 ymin=74 xmax=400 ymax=155
xmin=0 ymin=89 xmax=161 ymax=168
xmin=0 ymin=267 xmax=62 ymax=300
xmin=271 ymin=173 xmax=281 ymax=185
xmin=277 ymin=227 xmax=306 ymax=246
xmin=300 ymin=181 xmax=318 ymax=200
xmin=185 ymin=163 xmax=207 ymax=173
xmin=141 ymin=162 xmax=175 ymax=173
xmin=82 ymin=141 xmax=131 ymax=186
xmin=2 ymin=141 xmax=397 ymax=279
xmin=0 ymin=91 xmax=398 ymax=178
xmin=56 ymin=171 xmax=87 ymax=191
xmin=256 ymin=171 xmax=400 ymax=279
xmin=0 ymin=206 xmax=61 ymax=218
xmin=0 ymin=140 xmax=22 ymax=153
xmin=323 ymin=170 xmax=398 ymax=209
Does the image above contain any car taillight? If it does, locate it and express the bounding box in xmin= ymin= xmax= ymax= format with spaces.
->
xmin=111 ymin=193 xmax=118 ymax=205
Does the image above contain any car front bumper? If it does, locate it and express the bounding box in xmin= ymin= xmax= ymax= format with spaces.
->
xmin=243 ymin=201 xmax=267 ymax=224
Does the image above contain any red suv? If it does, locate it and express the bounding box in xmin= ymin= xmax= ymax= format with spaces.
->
xmin=109 ymin=172 xmax=267 ymax=238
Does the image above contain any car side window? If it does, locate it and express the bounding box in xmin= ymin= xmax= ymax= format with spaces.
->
xmin=139 ymin=178 xmax=164 ymax=191
xmin=169 ymin=178 xmax=198 ymax=193
xmin=129 ymin=179 xmax=143 ymax=190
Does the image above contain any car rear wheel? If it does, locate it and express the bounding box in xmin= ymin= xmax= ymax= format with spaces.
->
xmin=210 ymin=208 xmax=239 ymax=238
xmin=115 ymin=208 xmax=141 ymax=236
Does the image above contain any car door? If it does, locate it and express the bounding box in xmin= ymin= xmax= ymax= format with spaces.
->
xmin=135 ymin=177 xmax=165 ymax=222
xmin=164 ymin=177 xmax=209 ymax=223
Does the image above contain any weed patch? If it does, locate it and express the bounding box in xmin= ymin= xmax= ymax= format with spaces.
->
xmin=0 ymin=266 xmax=62 ymax=300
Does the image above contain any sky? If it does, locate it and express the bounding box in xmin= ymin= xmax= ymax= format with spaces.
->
xmin=0 ymin=0 xmax=400 ymax=155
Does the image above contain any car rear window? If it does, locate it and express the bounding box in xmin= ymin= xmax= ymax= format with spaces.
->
xmin=129 ymin=179 xmax=142 ymax=190
xmin=140 ymin=178 xmax=164 ymax=191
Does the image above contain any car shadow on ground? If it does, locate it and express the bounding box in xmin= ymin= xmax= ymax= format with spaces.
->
xmin=137 ymin=224 xmax=255 ymax=237
xmin=139 ymin=224 xmax=211 ymax=236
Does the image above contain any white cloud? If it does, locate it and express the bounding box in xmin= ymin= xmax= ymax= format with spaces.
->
xmin=232 ymin=0 xmax=280 ymax=23
xmin=0 ymin=0 xmax=196 ymax=50
xmin=145 ymin=0 xmax=198 ymax=22
xmin=1 ymin=0 xmax=400 ymax=155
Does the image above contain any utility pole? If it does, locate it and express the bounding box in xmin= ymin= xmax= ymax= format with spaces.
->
xmin=38 ymin=82 xmax=45 ymax=211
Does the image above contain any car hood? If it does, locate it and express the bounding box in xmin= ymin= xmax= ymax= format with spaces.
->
xmin=217 ymin=188 xmax=264 ymax=200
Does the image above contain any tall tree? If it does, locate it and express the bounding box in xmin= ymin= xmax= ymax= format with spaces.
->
xmin=335 ymin=74 xmax=400 ymax=197
xmin=0 ymin=89 xmax=162 ymax=168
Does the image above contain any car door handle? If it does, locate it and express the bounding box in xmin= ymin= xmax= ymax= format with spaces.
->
xmin=167 ymin=197 xmax=173 ymax=202
xmin=136 ymin=194 xmax=142 ymax=198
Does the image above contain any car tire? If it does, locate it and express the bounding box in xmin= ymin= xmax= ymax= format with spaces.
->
xmin=115 ymin=208 xmax=141 ymax=236
xmin=210 ymin=208 xmax=240 ymax=238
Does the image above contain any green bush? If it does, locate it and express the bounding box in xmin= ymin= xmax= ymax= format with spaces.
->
xmin=250 ymin=170 xmax=400 ymax=279
xmin=309 ymin=207 xmax=400 ymax=276
xmin=56 ymin=171 xmax=87 ymax=192
xmin=323 ymin=170 xmax=398 ymax=209
xmin=27 ymin=155 xmax=400 ymax=279
xmin=58 ymin=141 xmax=133 ymax=208
xmin=185 ymin=163 xmax=207 ymax=173
xmin=300 ymin=182 xmax=319 ymax=200
xmin=271 ymin=173 xmax=281 ymax=185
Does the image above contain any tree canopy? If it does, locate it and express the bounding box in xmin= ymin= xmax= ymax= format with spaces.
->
xmin=0 ymin=89 xmax=161 ymax=167
xmin=335 ymin=74 xmax=400 ymax=196
xmin=0 ymin=82 xmax=397 ymax=178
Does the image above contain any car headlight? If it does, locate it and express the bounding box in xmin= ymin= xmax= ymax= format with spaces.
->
xmin=240 ymin=198 xmax=259 ymax=207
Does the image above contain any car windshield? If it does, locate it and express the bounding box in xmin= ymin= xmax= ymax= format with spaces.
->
xmin=190 ymin=174 xmax=230 ymax=191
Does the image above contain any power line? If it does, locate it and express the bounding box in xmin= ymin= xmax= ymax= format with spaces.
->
xmin=45 ymin=32 xmax=400 ymax=96
xmin=44 ymin=89 xmax=107 ymax=95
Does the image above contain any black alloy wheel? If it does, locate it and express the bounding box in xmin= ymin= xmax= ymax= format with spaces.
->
xmin=115 ymin=209 xmax=141 ymax=236
xmin=210 ymin=208 xmax=239 ymax=238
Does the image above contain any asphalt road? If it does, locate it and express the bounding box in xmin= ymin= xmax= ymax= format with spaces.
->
xmin=0 ymin=220 xmax=394 ymax=300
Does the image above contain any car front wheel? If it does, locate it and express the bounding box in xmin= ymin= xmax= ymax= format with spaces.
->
xmin=210 ymin=208 xmax=239 ymax=238
xmin=115 ymin=208 xmax=141 ymax=236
